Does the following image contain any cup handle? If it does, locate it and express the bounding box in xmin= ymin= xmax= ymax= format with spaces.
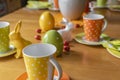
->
xmin=49 ymin=57 xmax=62 ymax=80
xmin=101 ymin=19 xmax=107 ymax=32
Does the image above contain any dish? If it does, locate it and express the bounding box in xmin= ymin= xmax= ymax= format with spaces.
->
xmin=49 ymin=7 xmax=59 ymax=11
xmin=109 ymin=8 xmax=120 ymax=12
xmin=74 ymin=33 xmax=110 ymax=46
xmin=89 ymin=1 xmax=108 ymax=9
xmin=107 ymin=48 xmax=120 ymax=58
xmin=108 ymin=5 xmax=120 ymax=12
xmin=0 ymin=45 xmax=16 ymax=57
xmin=16 ymin=71 xmax=70 ymax=80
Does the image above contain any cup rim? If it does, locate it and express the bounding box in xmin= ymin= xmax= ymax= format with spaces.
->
xmin=83 ymin=14 xmax=104 ymax=20
xmin=0 ymin=21 xmax=10 ymax=28
xmin=22 ymin=43 xmax=57 ymax=58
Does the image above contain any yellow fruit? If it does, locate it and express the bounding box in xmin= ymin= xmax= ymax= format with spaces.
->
xmin=39 ymin=11 xmax=55 ymax=32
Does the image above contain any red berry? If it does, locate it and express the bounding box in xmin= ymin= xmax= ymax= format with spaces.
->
xmin=34 ymin=35 xmax=41 ymax=40
xmin=64 ymin=40 xmax=69 ymax=46
xmin=61 ymin=26 xmax=65 ymax=29
xmin=64 ymin=46 xmax=70 ymax=52
xmin=74 ymin=24 xmax=80 ymax=28
xmin=36 ymin=29 xmax=41 ymax=33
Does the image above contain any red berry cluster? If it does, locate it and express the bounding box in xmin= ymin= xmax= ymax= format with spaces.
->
xmin=34 ymin=28 xmax=42 ymax=40
xmin=63 ymin=40 xmax=70 ymax=52
xmin=61 ymin=26 xmax=66 ymax=29
xmin=74 ymin=24 xmax=81 ymax=28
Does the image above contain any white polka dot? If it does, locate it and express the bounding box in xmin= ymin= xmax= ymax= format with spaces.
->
xmin=27 ymin=59 xmax=30 ymax=62
xmin=34 ymin=58 xmax=37 ymax=60
xmin=38 ymin=71 xmax=41 ymax=74
xmin=41 ymin=65 xmax=44 ymax=67
xmin=32 ymin=64 xmax=34 ymax=66
xmin=38 ymin=61 xmax=41 ymax=64
xmin=57 ymin=37 xmax=59 ymax=40
xmin=36 ymin=78 xmax=39 ymax=80
xmin=34 ymin=68 xmax=37 ymax=71
xmin=43 ymin=74 xmax=46 ymax=78
xmin=33 ymin=74 xmax=36 ymax=76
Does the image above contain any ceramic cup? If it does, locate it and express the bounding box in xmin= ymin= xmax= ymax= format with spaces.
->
xmin=0 ymin=21 xmax=10 ymax=53
xmin=96 ymin=0 xmax=107 ymax=7
xmin=83 ymin=14 xmax=107 ymax=42
xmin=23 ymin=43 xmax=62 ymax=80
xmin=49 ymin=0 xmax=59 ymax=10
xmin=53 ymin=0 xmax=59 ymax=9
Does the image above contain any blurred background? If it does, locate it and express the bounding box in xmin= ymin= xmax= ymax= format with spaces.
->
xmin=0 ymin=0 xmax=119 ymax=17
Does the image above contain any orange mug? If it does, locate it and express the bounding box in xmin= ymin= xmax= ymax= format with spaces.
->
xmin=83 ymin=14 xmax=107 ymax=42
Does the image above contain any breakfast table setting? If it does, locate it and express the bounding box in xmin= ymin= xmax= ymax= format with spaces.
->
xmin=0 ymin=0 xmax=120 ymax=80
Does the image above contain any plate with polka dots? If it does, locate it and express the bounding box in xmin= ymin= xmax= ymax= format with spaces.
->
xmin=16 ymin=70 xmax=70 ymax=80
xmin=74 ymin=33 xmax=110 ymax=46
xmin=0 ymin=45 xmax=16 ymax=57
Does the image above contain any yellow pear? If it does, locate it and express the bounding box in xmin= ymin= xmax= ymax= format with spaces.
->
xmin=39 ymin=11 xmax=55 ymax=32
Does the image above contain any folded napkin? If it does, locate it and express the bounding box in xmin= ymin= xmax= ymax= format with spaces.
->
xmin=109 ymin=5 xmax=120 ymax=9
xmin=26 ymin=1 xmax=51 ymax=9
xmin=102 ymin=40 xmax=120 ymax=52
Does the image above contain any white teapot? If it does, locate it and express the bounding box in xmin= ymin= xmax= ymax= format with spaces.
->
xmin=59 ymin=0 xmax=87 ymax=20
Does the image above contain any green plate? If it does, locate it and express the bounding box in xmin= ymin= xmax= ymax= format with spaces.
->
xmin=107 ymin=48 xmax=120 ymax=58
xmin=0 ymin=45 xmax=16 ymax=57
xmin=74 ymin=33 xmax=110 ymax=46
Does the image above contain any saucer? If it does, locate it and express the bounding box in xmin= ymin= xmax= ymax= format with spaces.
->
xmin=16 ymin=71 xmax=70 ymax=80
xmin=89 ymin=1 xmax=108 ymax=9
xmin=74 ymin=33 xmax=110 ymax=46
xmin=107 ymin=48 xmax=120 ymax=58
xmin=49 ymin=7 xmax=59 ymax=11
xmin=0 ymin=45 xmax=16 ymax=57
xmin=109 ymin=8 xmax=120 ymax=12
xmin=108 ymin=5 xmax=120 ymax=12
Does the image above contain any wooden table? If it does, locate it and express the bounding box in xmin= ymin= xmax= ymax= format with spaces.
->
xmin=0 ymin=8 xmax=120 ymax=80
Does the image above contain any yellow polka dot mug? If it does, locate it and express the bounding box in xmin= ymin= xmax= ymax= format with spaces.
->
xmin=23 ymin=43 xmax=62 ymax=80
xmin=0 ymin=21 xmax=10 ymax=53
xmin=83 ymin=14 xmax=107 ymax=42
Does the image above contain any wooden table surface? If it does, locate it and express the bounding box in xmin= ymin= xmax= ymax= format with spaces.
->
xmin=0 ymin=8 xmax=120 ymax=80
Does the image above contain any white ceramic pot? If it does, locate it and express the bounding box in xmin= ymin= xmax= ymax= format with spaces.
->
xmin=59 ymin=0 xmax=87 ymax=20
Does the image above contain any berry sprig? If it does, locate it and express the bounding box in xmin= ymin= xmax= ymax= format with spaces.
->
xmin=63 ymin=40 xmax=70 ymax=52
xmin=34 ymin=35 xmax=41 ymax=40
xmin=74 ymin=24 xmax=81 ymax=28
xmin=36 ymin=28 xmax=41 ymax=33
xmin=34 ymin=28 xmax=42 ymax=40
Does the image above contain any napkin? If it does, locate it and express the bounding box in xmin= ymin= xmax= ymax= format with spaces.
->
xmin=102 ymin=40 xmax=120 ymax=52
xmin=26 ymin=1 xmax=51 ymax=9
xmin=109 ymin=5 xmax=120 ymax=9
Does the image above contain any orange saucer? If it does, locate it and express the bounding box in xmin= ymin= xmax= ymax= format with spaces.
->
xmin=16 ymin=70 xmax=70 ymax=80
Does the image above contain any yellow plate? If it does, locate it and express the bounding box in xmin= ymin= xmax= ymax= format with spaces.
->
xmin=0 ymin=45 xmax=16 ymax=57
xmin=107 ymin=48 xmax=120 ymax=58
